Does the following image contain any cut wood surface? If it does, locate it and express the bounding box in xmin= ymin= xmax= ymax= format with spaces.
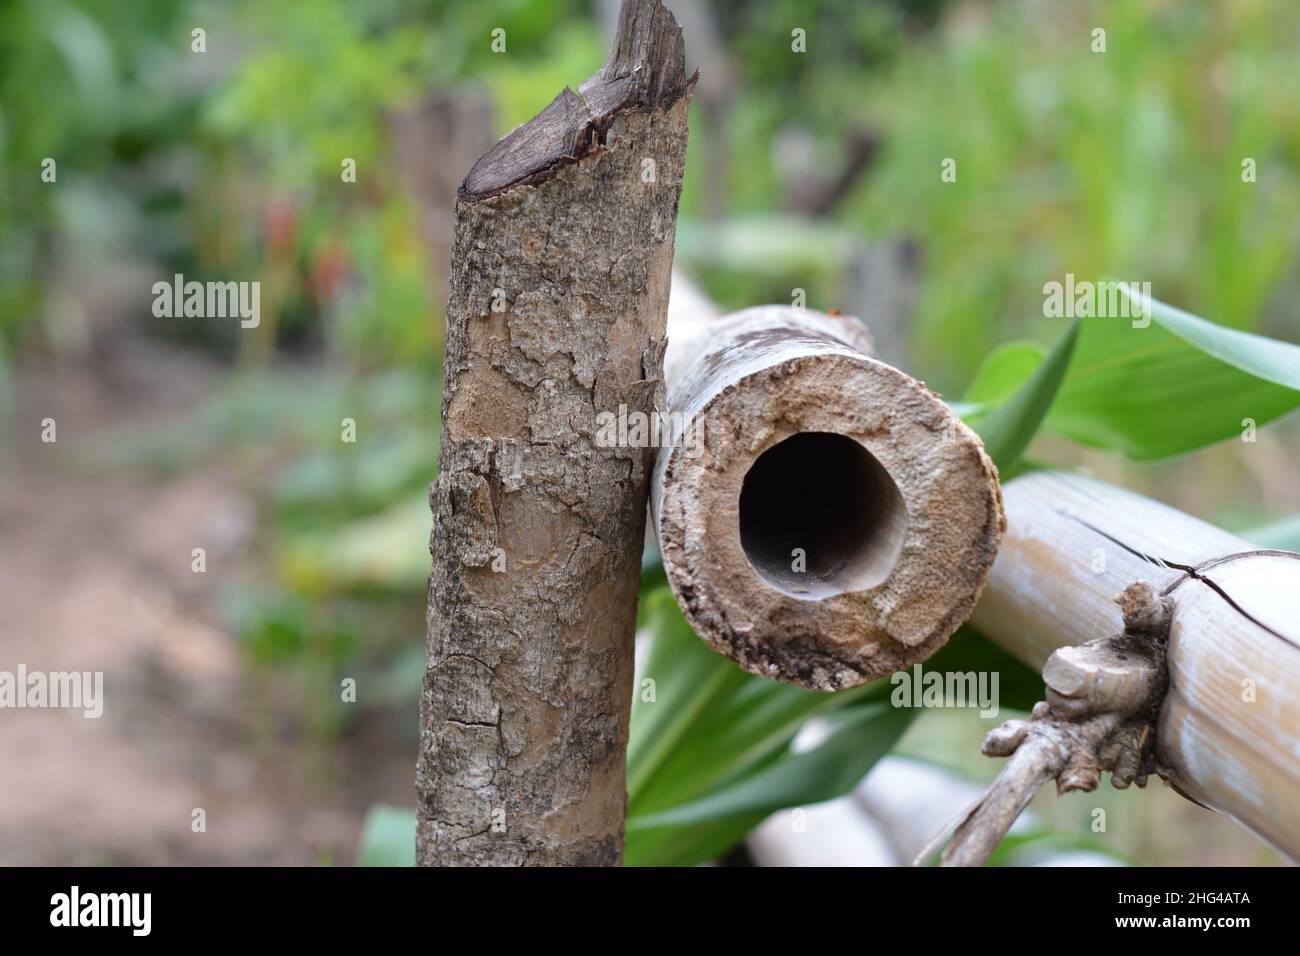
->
xmin=419 ymin=0 xmax=691 ymax=866
xmin=654 ymin=283 xmax=1003 ymax=690
xmin=970 ymin=471 xmax=1300 ymax=859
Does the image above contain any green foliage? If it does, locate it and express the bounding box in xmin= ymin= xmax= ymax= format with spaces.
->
xmin=706 ymin=0 xmax=950 ymax=215
xmin=205 ymin=6 xmax=420 ymax=182
xmin=850 ymin=0 xmax=1300 ymax=390
xmin=0 ymin=0 xmax=200 ymax=341
xmin=227 ymin=590 xmax=358 ymax=670
xmin=963 ymin=341 xmax=1048 ymax=407
xmin=281 ymin=494 xmax=431 ymax=596
xmin=973 ymin=319 xmax=1078 ymax=471
xmin=625 ymin=588 xmax=898 ymax=866
xmin=1048 ymin=296 xmax=1300 ymax=458
xmin=622 ymin=589 xmax=1045 ymax=866
xmin=964 ymin=295 xmax=1300 ymax=466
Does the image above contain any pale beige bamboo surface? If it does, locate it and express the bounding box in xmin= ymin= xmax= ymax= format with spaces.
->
xmin=970 ymin=471 xmax=1300 ymax=859
xmin=656 ymin=276 xmax=1002 ymax=690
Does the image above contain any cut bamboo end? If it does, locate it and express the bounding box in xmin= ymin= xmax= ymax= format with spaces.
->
xmin=653 ymin=305 xmax=1004 ymax=691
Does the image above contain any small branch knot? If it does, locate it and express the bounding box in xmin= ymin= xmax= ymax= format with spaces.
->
xmin=930 ymin=581 xmax=1174 ymax=866
xmin=1117 ymin=580 xmax=1174 ymax=637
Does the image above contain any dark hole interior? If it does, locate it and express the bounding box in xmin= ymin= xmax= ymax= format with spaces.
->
xmin=738 ymin=432 xmax=907 ymax=599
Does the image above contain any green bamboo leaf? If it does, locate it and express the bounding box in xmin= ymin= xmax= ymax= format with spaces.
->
xmin=1145 ymin=294 xmax=1300 ymax=390
xmin=627 ymin=702 xmax=913 ymax=831
xmin=629 ymin=587 xmax=878 ymax=814
xmin=626 ymin=589 xmax=749 ymax=802
xmin=624 ymin=811 xmax=766 ymax=868
xmin=356 ymin=805 xmax=416 ymax=867
xmin=963 ymin=341 xmax=1046 ymax=405
xmin=1047 ymin=294 xmax=1300 ymax=458
xmin=633 ymin=671 xmax=881 ymax=814
xmin=625 ymin=590 xmax=880 ymax=865
xmin=974 ymin=319 xmax=1079 ymax=470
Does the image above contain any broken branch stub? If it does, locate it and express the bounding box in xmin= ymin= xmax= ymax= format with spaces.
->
xmin=653 ymin=297 xmax=1004 ymax=691
xmin=419 ymin=0 xmax=691 ymax=866
xmin=939 ymin=582 xmax=1171 ymax=867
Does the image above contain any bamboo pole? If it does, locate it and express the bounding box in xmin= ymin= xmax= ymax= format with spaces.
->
xmin=653 ymin=279 xmax=1003 ymax=690
xmin=969 ymin=470 xmax=1300 ymax=860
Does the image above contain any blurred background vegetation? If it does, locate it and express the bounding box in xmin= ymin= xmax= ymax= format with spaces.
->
xmin=0 ymin=0 xmax=1295 ymax=865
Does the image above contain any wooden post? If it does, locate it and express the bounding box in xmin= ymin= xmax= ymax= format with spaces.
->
xmin=970 ymin=471 xmax=1300 ymax=860
xmin=418 ymin=0 xmax=691 ymax=866
xmin=653 ymin=279 xmax=1003 ymax=690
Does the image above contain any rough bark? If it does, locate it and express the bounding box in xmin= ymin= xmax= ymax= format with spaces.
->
xmin=969 ymin=471 xmax=1300 ymax=861
xmin=654 ymin=284 xmax=1004 ymax=691
xmin=418 ymin=0 xmax=691 ymax=866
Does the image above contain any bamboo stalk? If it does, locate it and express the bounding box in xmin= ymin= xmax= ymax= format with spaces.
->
xmin=970 ymin=470 xmax=1300 ymax=860
xmin=653 ymin=279 xmax=1003 ymax=690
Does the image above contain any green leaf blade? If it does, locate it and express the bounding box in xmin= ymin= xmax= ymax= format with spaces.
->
xmin=974 ymin=318 xmax=1079 ymax=470
xmin=1044 ymin=294 xmax=1300 ymax=459
xmin=628 ymin=702 xmax=913 ymax=833
xmin=356 ymin=805 xmax=416 ymax=867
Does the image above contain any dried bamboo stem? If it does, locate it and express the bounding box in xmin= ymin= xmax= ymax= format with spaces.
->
xmin=653 ymin=280 xmax=1003 ymax=690
xmin=969 ymin=471 xmax=1300 ymax=860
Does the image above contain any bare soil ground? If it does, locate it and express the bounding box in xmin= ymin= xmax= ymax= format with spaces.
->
xmin=0 ymin=344 xmax=413 ymax=865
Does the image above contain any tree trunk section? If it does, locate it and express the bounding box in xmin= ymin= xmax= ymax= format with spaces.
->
xmin=418 ymin=0 xmax=691 ymax=866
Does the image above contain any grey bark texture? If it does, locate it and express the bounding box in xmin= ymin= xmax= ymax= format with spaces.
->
xmin=418 ymin=0 xmax=691 ymax=866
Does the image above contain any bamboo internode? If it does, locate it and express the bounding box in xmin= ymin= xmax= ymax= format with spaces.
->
xmin=970 ymin=471 xmax=1300 ymax=860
